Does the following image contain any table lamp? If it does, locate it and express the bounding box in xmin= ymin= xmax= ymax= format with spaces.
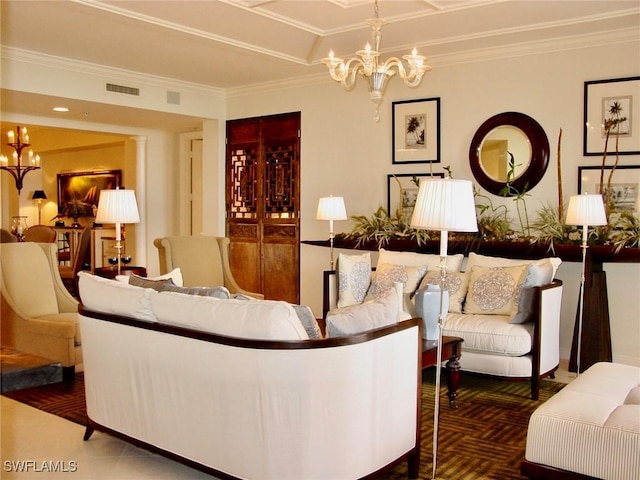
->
xmin=411 ymin=178 xmax=477 ymax=480
xmin=31 ymin=190 xmax=47 ymax=224
xmin=95 ymin=188 xmax=140 ymax=275
xmin=565 ymin=193 xmax=607 ymax=376
xmin=316 ymin=195 xmax=347 ymax=269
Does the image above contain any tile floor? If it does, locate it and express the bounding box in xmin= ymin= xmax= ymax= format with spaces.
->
xmin=1 ymin=397 xmax=219 ymax=479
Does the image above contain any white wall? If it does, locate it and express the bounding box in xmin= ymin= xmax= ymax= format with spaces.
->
xmin=226 ymin=41 xmax=640 ymax=366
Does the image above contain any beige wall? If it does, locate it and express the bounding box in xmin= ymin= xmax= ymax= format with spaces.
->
xmin=225 ymin=41 xmax=640 ymax=366
xmin=1 ymin=33 xmax=638 ymax=367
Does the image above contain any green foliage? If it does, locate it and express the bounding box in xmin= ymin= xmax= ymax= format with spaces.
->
xmin=498 ymin=152 xmax=531 ymax=237
xmin=346 ymin=206 xmax=433 ymax=248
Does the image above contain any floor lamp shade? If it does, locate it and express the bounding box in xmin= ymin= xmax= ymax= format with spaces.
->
xmin=565 ymin=194 xmax=607 ymax=228
xmin=411 ymin=179 xmax=478 ymax=232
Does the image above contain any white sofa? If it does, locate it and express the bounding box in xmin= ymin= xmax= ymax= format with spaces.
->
xmin=77 ymin=272 xmax=422 ymax=480
xmin=324 ymin=249 xmax=564 ymax=400
xmin=522 ymin=362 xmax=640 ymax=479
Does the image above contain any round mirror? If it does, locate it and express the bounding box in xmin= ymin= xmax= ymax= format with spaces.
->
xmin=469 ymin=112 xmax=549 ymax=196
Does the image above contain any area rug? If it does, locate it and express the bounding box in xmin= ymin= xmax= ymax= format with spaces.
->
xmin=3 ymin=369 xmax=564 ymax=480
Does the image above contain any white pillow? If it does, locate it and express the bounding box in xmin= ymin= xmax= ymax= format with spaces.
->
xmin=78 ymin=271 xmax=158 ymax=322
xmin=116 ymin=267 xmax=184 ymax=287
xmin=337 ymin=252 xmax=372 ymax=308
xmin=463 ymin=265 xmax=529 ymax=317
xmin=152 ymin=293 xmax=309 ymax=341
xmin=325 ymin=288 xmax=398 ymax=338
xmin=377 ymin=248 xmax=465 ymax=273
xmin=365 ymin=263 xmax=428 ymax=316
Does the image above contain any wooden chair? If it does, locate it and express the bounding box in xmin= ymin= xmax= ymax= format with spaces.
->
xmin=59 ymin=227 xmax=92 ymax=297
xmin=154 ymin=236 xmax=263 ymax=299
xmin=23 ymin=225 xmax=57 ymax=243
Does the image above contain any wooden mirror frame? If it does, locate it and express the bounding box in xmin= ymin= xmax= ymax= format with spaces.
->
xmin=469 ymin=112 xmax=549 ymax=196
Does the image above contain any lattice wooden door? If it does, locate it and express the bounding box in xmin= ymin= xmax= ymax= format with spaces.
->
xmin=226 ymin=112 xmax=300 ymax=303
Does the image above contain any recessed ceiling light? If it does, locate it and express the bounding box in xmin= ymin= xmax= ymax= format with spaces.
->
xmin=53 ymin=107 xmax=69 ymax=112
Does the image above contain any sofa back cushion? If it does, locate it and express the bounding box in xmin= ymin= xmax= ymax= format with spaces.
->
xmin=78 ymin=272 xmax=158 ymax=322
xmin=151 ymin=293 xmax=310 ymax=340
xmin=378 ymin=248 xmax=465 ymax=272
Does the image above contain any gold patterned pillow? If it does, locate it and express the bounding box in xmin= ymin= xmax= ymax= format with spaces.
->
xmin=418 ymin=270 xmax=470 ymax=314
xmin=463 ymin=265 xmax=528 ymax=317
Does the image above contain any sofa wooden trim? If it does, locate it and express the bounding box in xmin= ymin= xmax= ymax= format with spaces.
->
xmin=79 ymin=305 xmax=423 ymax=480
xmin=520 ymin=459 xmax=600 ymax=480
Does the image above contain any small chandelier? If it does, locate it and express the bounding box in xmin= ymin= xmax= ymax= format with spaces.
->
xmin=0 ymin=126 xmax=41 ymax=195
xmin=322 ymin=0 xmax=431 ymax=122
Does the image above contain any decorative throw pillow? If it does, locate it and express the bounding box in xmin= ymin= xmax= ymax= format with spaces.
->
xmin=377 ymin=248 xmax=465 ymax=273
xmin=418 ymin=270 xmax=470 ymax=314
xmin=127 ymin=275 xmax=176 ymax=292
xmin=290 ymin=304 xmax=323 ymax=339
xmin=464 ymin=253 xmax=561 ymax=323
xmin=337 ymin=252 xmax=372 ymax=308
xmin=325 ymin=288 xmax=398 ymax=338
xmin=365 ymin=263 xmax=428 ymax=300
xmin=116 ymin=268 xmax=184 ymax=288
xmin=463 ymin=264 xmax=528 ymax=317
xmin=161 ymin=283 xmax=231 ymax=299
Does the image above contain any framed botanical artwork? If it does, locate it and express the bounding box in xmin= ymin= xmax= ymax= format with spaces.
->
xmin=57 ymin=169 xmax=122 ymax=214
xmin=387 ymin=173 xmax=444 ymax=217
xmin=578 ymin=165 xmax=640 ymax=213
xmin=583 ymin=76 xmax=640 ymax=156
xmin=392 ymin=97 xmax=440 ymax=164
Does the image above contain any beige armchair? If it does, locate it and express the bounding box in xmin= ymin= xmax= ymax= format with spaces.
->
xmin=154 ymin=236 xmax=263 ymax=299
xmin=1 ymin=242 xmax=82 ymax=380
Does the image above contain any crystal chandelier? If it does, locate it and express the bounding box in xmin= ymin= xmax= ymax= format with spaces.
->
xmin=322 ymin=0 xmax=431 ymax=122
xmin=0 ymin=126 xmax=41 ymax=195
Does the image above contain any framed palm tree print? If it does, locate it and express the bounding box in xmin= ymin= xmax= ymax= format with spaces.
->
xmin=392 ymin=97 xmax=440 ymax=164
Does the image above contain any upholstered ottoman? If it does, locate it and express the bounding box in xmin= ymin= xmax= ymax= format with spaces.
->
xmin=521 ymin=362 xmax=640 ymax=479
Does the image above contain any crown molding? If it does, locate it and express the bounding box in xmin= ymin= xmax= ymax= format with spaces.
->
xmin=227 ymin=27 xmax=640 ymax=98
xmin=1 ymin=47 xmax=226 ymax=99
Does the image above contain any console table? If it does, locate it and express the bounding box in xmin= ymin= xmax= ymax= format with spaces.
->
xmin=304 ymin=238 xmax=640 ymax=373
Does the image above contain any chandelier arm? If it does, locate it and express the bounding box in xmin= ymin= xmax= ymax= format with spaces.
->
xmin=339 ymin=58 xmax=365 ymax=91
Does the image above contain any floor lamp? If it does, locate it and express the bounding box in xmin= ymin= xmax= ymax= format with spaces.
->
xmin=316 ymin=195 xmax=347 ymax=270
xmin=411 ymin=178 xmax=477 ymax=480
xmin=565 ymin=193 xmax=606 ymax=376
xmin=95 ymin=188 xmax=140 ymax=275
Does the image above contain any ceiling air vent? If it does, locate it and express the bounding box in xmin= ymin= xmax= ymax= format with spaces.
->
xmin=105 ymin=83 xmax=140 ymax=96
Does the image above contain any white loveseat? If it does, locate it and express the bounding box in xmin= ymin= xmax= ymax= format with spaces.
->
xmin=324 ymin=249 xmax=564 ymax=400
xmin=77 ymin=272 xmax=422 ymax=480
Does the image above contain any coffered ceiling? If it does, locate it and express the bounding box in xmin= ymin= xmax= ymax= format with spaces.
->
xmin=1 ymin=0 xmax=639 ymax=133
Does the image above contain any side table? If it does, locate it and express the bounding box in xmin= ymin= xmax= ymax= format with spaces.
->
xmin=93 ymin=266 xmax=147 ymax=280
xmin=422 ymin=335 xmax=463 ymax=409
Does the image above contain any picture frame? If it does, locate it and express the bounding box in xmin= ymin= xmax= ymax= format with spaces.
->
xmin=578 ymin=165 xmax=640 ymax=213
xmin=392 ymin=97 xmax=440 ymax=164
xmin=583 ymin=76 xmax=640 ymax=156
xmin=387 ymin=173 xmax=444 ymax=217
xmin=57 ymin=169 xmax=122 ymax=214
